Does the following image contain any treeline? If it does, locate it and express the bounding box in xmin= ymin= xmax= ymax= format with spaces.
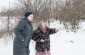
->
xmin=0 ymin=0 xmax=85 ymax=37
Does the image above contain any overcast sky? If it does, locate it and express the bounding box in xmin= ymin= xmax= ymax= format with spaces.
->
xmin=0 ymin=0 xmax=15 ymax=10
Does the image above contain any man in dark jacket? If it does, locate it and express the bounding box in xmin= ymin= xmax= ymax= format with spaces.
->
xmin=13 ymin=12 xmax=33 ymax=55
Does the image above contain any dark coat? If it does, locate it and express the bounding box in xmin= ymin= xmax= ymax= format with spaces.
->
xmin=13 ymin=18 xmax=33 ymax=55
xmin=32 ymin=27 xmax=56 ymax=51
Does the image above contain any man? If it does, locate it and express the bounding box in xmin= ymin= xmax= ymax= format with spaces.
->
xmin=13 ymin=12 xmax=33 ymax=55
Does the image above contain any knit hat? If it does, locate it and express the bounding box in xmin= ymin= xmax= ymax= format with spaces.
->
xmin=25 ymin=12 xmax=33 ymax=18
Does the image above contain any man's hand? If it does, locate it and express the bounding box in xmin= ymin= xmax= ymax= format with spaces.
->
xmin=22 ymin=39 xmax=24 ymax=42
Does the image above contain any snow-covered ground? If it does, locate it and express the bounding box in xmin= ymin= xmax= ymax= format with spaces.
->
xmin=50 ymin=30 xmax=85 ymax=55
xmin=0 ymin=20 xmax=85 ymax=55
xmin=0 ymin=37 xmax=13 ymax=55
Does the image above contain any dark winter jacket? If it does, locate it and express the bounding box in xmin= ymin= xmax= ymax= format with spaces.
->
xmin=13 ymin=18 xmax=33 ymax=55
xmin=32 ymin=27 xmax=56 ymax=51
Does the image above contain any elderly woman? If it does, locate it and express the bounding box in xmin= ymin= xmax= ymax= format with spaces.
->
xmin=32 ymin=20 xmax=59 ymax=55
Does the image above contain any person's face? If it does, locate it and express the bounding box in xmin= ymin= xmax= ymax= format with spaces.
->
xmin=27 ymin=14 xmax=33 ymax=21
xmin=41 ymin=22 xmax=46 ymax=29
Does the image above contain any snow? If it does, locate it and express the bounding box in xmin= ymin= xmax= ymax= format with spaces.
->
xmin=0 ymin=38 xmax=13 ymax=55
xmin=0 ymin=20 xmax=85 ymax=55
xmin=50 ymin=30 xmax=85 ymax=55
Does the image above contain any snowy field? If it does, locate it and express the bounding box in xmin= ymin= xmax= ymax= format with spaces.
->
xmin=0 ymin=20 xmax=85 ymax=55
